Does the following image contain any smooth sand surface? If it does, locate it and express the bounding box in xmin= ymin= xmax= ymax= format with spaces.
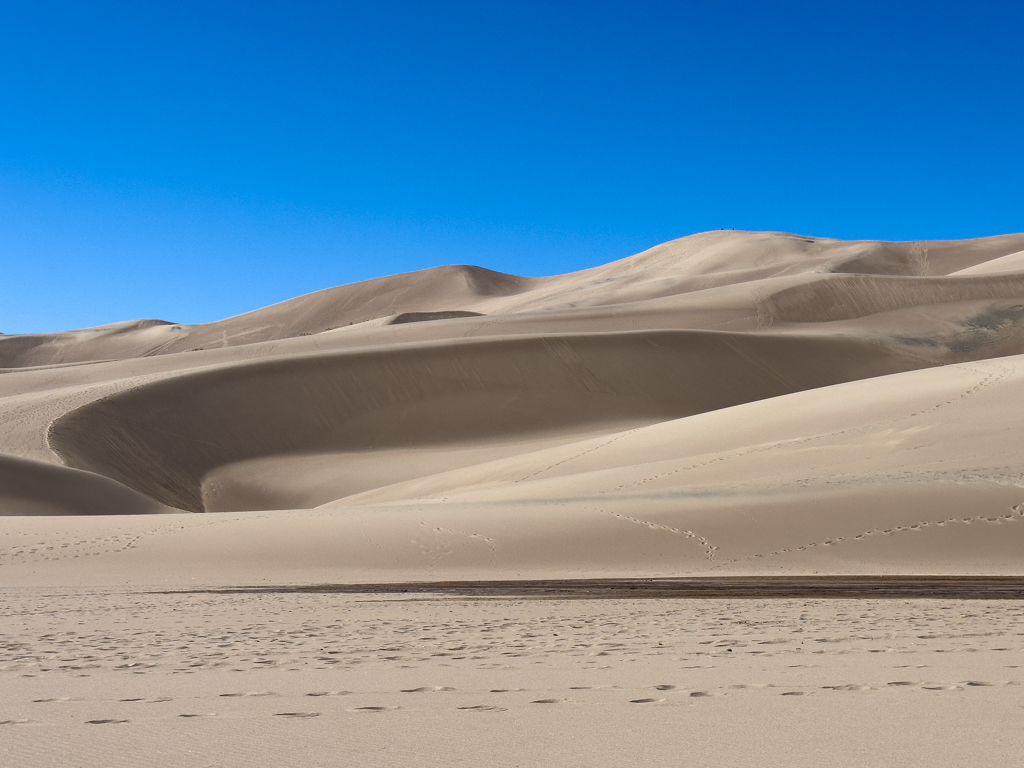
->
xmin=3 ymin=230 xmax=1024 ymax=764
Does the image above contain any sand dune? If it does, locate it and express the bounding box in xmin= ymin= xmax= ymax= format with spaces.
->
xmin=950 ymin=249 xmax=1024 ymax=276
xmin=3 ymin=230 xmax=1024 ymax=584
xmin=0 ymin=453 xmax=170 ymax=516
xmin=5 ymin=230 xmax=1023 ymax=369
xmin=6 ymin=229 xmax=1024 ymax=768
xmin=49 ymin=329 xmax=926 ymax=512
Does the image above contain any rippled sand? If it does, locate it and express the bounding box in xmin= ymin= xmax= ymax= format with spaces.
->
xmin=3 ymin=588 xmax=1023 ymax=767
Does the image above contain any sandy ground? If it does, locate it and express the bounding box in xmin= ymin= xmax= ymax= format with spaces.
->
xmin=4 ymin=230 xmax=1024 ymax=764
xmin=2 ymin=588 xmax=1023 ymax=767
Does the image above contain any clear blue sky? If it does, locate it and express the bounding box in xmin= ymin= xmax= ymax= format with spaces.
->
xmin=2 ymin=1 xmax=1022 ymax=333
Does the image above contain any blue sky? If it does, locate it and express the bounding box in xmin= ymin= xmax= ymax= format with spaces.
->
xmin=2 ymin=0 xmax=1022 ymax=333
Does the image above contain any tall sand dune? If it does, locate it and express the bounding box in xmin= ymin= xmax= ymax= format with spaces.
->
xmin=3 ymin=230 xmax=1024 ymax=584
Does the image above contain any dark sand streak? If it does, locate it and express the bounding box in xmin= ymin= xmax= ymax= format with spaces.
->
xmin=164 ymin=576 xmax=1024 ymax=600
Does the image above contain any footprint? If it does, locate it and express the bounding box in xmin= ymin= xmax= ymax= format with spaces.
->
xmin=178 ymin=713 xmax=217 ymax=718
xmin=352 ymin=706 xmax=399 ymax=712
xmin=85 ymin=719 xmax=129 ymax=724
xmin=400 ymin=686 xmax=455 ymax=693
xmin=530 ymin=698 xmax=563 ymax=704
xmin=780 ymin=691 xmax=807 ymax=696
xmin=220 ymin=692 xmax=274 ymax=698
xmin=1 ymin=719 xmax=35 ymax=725
xmin=964 ymin=681 xmax=995 ymax=687
xmin=119 ymin=698 xmax=144 ymax=702
xmin=689 ymin=691 xmax=715 ymax=698
xmin=457 ymin=705 xmax=506 ymax=712
xmin=274 ymin=712 xmax=321 ymax=718
xmin=654 ymin=685 xmax=676 ymax=691
xmin=887 ymin=681 xmax=917 ymax=686
xmin=630 ymin=698 xmax=664 ymax=704
xmin=306 ymin=691 xmax=352 ymax=697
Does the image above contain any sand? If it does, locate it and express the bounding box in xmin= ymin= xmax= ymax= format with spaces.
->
xmin=3 ymin=588 xmax=1023 ymax=767
xmin=3 ymin=230 xmax=1024 ymax=765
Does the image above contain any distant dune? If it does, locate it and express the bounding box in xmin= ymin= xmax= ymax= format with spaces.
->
xmin=3 ymin=230 xmax=1024 ymax=585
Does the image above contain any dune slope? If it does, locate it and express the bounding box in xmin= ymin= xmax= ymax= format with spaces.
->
xmin=3 ymin=229 xmax=1024 ymax=583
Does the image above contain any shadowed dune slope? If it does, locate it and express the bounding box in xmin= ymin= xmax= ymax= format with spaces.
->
xmin=950 ymin=249 xmax=1024 ymax=276
xmin=332 ymin=355 xmax=1024 ymax=509
xmin=759 ymin=273 xmax=1024 ymax=324
xmin=0 ymin=454 xmax=171 ymax=516
xmin=48 ymin=329 xmax=920 ymax=512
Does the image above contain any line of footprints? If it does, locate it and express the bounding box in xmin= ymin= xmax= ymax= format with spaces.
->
xmin=3 ymin=678 xmax=1014 ymax=725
